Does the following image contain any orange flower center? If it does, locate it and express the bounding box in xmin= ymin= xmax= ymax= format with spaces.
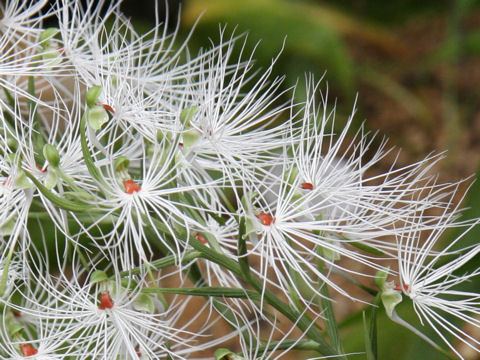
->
xmin=301 ymin=182 xmax=314 ymax=190
xmin=123 ymin=179 xmax=141 ymax=194
xmin=256 ymin=212 xmax=275 ymax=226
xmin=20 ymin=344 xmax=38 ymax=356
xmin=102 ymin=104 xmax=115 ymax=114
xmin=98 ymin=292 xmax=114 ymax=310
xmin=394 ymin=283 xmax=409 ymax=292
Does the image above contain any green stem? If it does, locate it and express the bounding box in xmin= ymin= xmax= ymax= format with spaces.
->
xmin=190 ymin=238 xmax=339 ymax=358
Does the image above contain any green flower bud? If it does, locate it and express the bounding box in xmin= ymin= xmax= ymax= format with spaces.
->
xmin=43 ymin=144 xmax=60 ymax=168
xmin=86 ymin=86 xmax=103 ymax=108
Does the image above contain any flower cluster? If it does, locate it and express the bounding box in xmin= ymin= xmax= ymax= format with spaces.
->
xmin=0 ymin=1 xmax=479 ymax=359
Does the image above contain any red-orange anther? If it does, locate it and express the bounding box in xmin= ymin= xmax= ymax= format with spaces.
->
xmin=102 ymin=104 xmax=115 ymax=114
xmin=12 ymin=310 xmax=21 ymax=318
xmin=98 ymin=292 xmax=114 ymax=310
xmin=20 ymin=344 xmax=38 ymax=356
xmin=135 ymin=346 xmax=142 ymax=357
xmin=256 ymin=212 xmax=275 ymax=226
xmin=394 ymin=283 xmax=409 ymax=292
xmin=123 ymin=179 xmax=141 ymax=194
xmin=36 ymin=165 xmax=48 ymax=173
xmin=301 ymin=182 xmax=314 ymax=190
xmin=195 ymin=233 xmax=208 ymax=244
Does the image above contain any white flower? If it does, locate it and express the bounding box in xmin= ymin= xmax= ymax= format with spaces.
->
xmin=237 ymin=80 xmax=466 ymax=305
xmin=3 ymin=259 xmax=211 ymax=359
xmin=393 ymin=206 xmax=480 ymax=358
xmin=171 ymin=32 xmax=291 ymax=195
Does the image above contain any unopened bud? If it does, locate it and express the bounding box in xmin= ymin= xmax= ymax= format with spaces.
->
xmin=43 ymin=144 xmax=60 ymax=168
xmin=86 ymin=86 xmax=103 ymax=108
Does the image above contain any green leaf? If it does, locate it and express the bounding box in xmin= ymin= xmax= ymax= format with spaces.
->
xmin=363 ymin=312 xmax=376 ymax=360
xmin=237 ymin=217 xmax=251 ymax=278
xmin=317 ymin=259 xmax=345 ymax=357
xmin=80 ymin=114 xmax=109 ymax=189
xmin=349 ymin=241 xmax=384 ymax=256
xmin=142 ymin=286 xmax=260 ymax=300
xmin=214 ymin=348 xmax=243 ymax=360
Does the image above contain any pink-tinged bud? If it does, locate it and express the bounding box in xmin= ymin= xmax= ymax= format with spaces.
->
xmin=102 ymin=104 xmax=115 ymax=114
xmin=123 ymin=179 xmax=141 ymax=194
xmin=301 ymin=182 xmax=314 ymax=190
xmin=98 ymin=292 xmax=114 ymax=309
xmin=21 ymin=344 xmax=38 ymax=356
xmin=195 ymin=233 xmax=208 ymax=244
xmin=256 ymin=212 xmax=275 ymax=226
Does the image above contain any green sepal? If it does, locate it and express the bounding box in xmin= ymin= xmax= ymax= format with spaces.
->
xmin=285 ymin=165 xmax=299 ymax=186
xmin=374 ymin=268 xmax=389 ymax=289
xmin=90 ymin=270 xmax=109 ymax=284
xmin=114 ymin=156 xmax=130 ymax=172
xmin=8 ymin=322 xmax=23 ymax=337
xmin=214 ymin=348 xmax=243 ymax=360
xmin=44 ymin=168 xmax=59 ymax=189
xmin=40 ymin=47 xmax=62 ymax=66
xmin=120 ymin=277 xmax=138 ymax=290
xmin=23 ymin=170 xmax=94 ymax=212
xmin=86 ymin=106 xmax=108 ymax=130
xmin=133 ymin=293 xmax=155 ymax=313
xmin=14 ymin=170 xmax=32 ymax=190
xmin=43 ymin=144 xmax=60 ymax=168
xmin=381 ymin=284 xmax=402 ymax=318
xmin=319 ymin=244 xmax=341 ymax=262
xmin=182 ymin=128 xmax=200 ymax=151
xmin=39 ymin=27 xmax=58 ymax=48
xmin=86 ymin=86 xmax=102 ymax=108
xmin=0 ymin=218 xmax=15 ymax=236
xmin=180 ymin=106 xmax=198 ymax=125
